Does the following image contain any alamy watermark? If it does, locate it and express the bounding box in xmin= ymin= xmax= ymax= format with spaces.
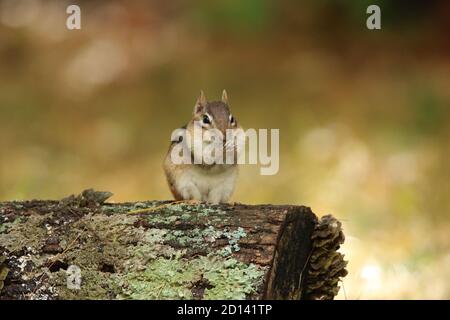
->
xmin=66 ymin=5 xmax=81 ymax=30
xmin=366 ymin=5 xmax=381 ymax=30
xmin=66 ymin=264 xmax=81 ymax=290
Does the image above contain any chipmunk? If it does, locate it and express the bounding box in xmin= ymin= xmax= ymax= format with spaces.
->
xmin=163 ymin=90 xmax=242 ymax=203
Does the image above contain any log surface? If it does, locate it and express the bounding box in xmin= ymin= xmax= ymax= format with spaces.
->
xmin=0 ymin=190 xmax=347 ymax=300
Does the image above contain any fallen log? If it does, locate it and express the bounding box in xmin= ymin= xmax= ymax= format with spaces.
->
xmin=0 ymin=189 xmax=347 ymax=300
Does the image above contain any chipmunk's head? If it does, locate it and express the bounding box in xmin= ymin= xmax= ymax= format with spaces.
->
xmin=191 ymin=90 xmax=238 ymax=135
xmin=186 ymin=90 xmax=243 ymax=166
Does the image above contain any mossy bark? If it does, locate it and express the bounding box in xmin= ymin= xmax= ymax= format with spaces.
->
xmin=0 ymin=190 xmax=347 ymax=300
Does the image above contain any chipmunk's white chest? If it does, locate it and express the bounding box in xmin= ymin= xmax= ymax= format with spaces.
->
xmin=177 ymin=165 xmax=237 ymax=203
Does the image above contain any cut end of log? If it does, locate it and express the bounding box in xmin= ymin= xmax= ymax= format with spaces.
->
xmin=0 ymin=190 xmax=347 ymax=300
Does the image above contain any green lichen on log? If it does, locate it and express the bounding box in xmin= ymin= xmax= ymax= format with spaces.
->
xmin=0 ymin=192 xmax=267 ymax=299
xmin=120 ymin=255 xmax=265 ymax=300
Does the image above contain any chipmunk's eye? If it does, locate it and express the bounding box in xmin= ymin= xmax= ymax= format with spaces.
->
xmin=229 ymin=115 xmax=235 ymax=125
xmin=202 ymin=114 xmax=211 ymax=124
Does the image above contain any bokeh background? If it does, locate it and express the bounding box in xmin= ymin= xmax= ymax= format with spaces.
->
xmin=0 ymin=0 xmax=449 ymax=299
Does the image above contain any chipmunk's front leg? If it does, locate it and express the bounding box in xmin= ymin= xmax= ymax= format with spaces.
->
xmin=172 ymin=168 xmax=202 ymax=201
xmin=206 ymin=188 xmax=223 ymax=204
xmin=207 ymin=170 xmax=237 ymax=203
xmin=177 ymin=181 xmax=202 ymax=201
xmin=207 ymin=185 xmax=234 ymax=203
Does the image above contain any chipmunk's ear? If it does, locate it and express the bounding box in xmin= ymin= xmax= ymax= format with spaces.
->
xmin=194 ymin=90 xmax=207 ymax=114
xmin=221 ymin=89 xmax=228 ymax=104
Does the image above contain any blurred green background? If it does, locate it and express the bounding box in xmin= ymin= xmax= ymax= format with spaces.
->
xmin=0 ymin=0 xmax=449 ymax=299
